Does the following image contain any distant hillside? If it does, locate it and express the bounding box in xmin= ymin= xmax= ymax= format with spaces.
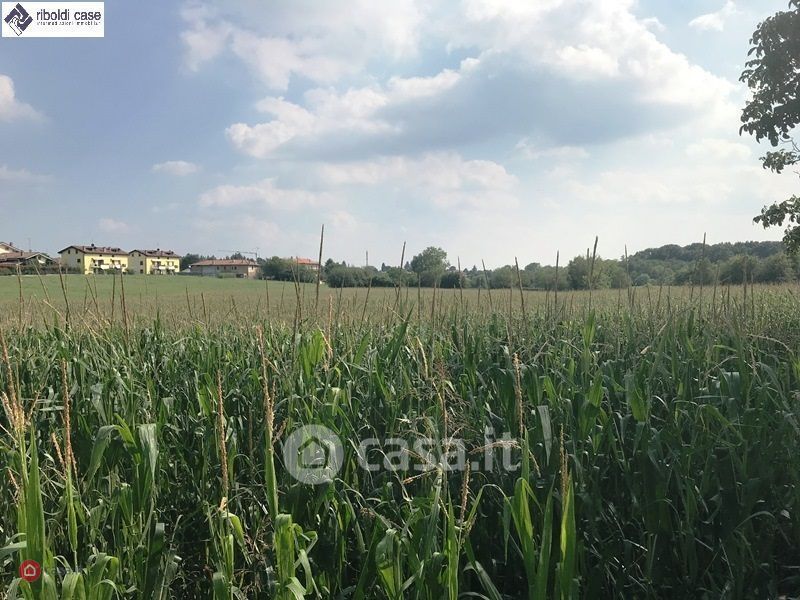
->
xmin=630 ymin=241 xmax=784 ymax=263
xmin=622 ymin=241 xmax=795 ymax=287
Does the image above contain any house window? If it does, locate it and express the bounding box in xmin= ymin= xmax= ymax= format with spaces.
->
xmin=140 ymin=261 xmax=144 ymax=266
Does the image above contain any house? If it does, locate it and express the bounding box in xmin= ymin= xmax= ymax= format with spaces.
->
xmin=0 ymin=241 xmax=21 ymax=255
xmin=0 ymin=242 xmax=54 ymax=272
xmin=0 ymin=251 xmax=54 ymax=270
xmin=58 ymin=244 xmax=129 ymax=274
xmin=289 ymin=257 xmax=321 ymax=271
xmin=128 ymin=249 xmax=180 ymax=275
xmin=190 ymin=259 xmax=259 ymax=279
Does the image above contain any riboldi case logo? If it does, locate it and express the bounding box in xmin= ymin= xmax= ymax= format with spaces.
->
xmin=3 ymin=3 xmax=32 ymax=35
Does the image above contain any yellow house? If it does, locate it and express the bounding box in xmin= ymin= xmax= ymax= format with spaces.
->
xmin=128 ymin=249 xmax=180 ymax=275
xmin=58 ymin=245 xmax=129 ymax=274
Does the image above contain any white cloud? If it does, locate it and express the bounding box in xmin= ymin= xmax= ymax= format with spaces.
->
xmin=227 ymin=88 xmax=396 ymax=158
xmin=0 ymin=75 xmax=40 ymax=122
xmin=0 ymin=164 xmax=47 ymax=182
xmin=199 ymin=178 xmax=331 ymax=209
xmin=225 ymin=59 xmax=481 ymax=159
xmin=689 ymin=1 xmax=739 ymax=32
xmin=685 ymin=138 xmax=750 ymax=160
xmin=555 ymin=45 xmax=620 ymax=79
xmin=98 ymin=218 xmax=131 ymax=233
xmin=180 ymin=5 xmax=232 ymax=71
xmin=329 ymin=209 xmax=359 ymax=230
xmin=229 ymin=31 xmax=347 ymax=89
xmin=181 ymin=1 xmax=424 ymax=90
xmin=221 ymin=0 xmax=737 ymax=160
xmin=565 ymin=158 xmax=794 ymax=209
xmin=320 ymin=152 xmax=518 ymax=209
xmin=642 ymin=17 xmax=666 ymax=32
xmin=568 ymin=168 xmax=727 ymax=206
xmin=152 ymin=160 xmax=200 ymax=176
xmin=515 ymin=139 xmax=589 ymax=160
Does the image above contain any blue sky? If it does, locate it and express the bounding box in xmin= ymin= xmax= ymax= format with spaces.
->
xmin=1 ymin=0 xmax=797 ymax=267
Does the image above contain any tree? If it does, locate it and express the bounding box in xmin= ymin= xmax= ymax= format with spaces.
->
xmin=756 ymin=253 xmax=794 ymax=282
xmin=180 ymin=253 xmax=206 ymax=271
xmin=605 ymin=262 xmax=630 ymax=289
xmin=719 ymin=255 xmax=758 ymax=284
xmin=490 ymin=266 xmax=514 ymax=289
xmin=410 ymin=247 xmax=448 ymax=286
xmin=439 ymin=270 xmax=465 ymax=289
xmin=262 ymin=257 xmax=292 ymax=280
xmin=385 ymin=267 xmax=417 ymax=286
xmin=262 ymin=257 xmax=315 ymax=282
xmin=566 ymin=256 xmax=591 ymax=289
xmin=410 ymin=246 xmax=447 ymax=274
xmin=529 ymin=265 xmax=568 ymax=290
xmin=740 ymin=1 xmax=800 ymax=253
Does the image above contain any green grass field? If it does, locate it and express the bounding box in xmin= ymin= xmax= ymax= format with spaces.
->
xmin=1 ymin=275 xmax=799 ymax=598
xmin=2 ymin=273 xmax=795 ymax=328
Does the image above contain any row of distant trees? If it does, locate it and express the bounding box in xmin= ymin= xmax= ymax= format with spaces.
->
xmin=178 ymin=243 xmax=799 ymax=289
xmin=244 ymin=241 xmax=800 ymax=289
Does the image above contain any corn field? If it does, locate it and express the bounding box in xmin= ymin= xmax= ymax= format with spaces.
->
xmin=1 ymin=281 xmax=799 ymax=598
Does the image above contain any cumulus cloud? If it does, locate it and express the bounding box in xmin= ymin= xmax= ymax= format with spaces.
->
xmin=199 ymin=178 xmax=331 ymax=209
xmin=568 ymin=168 xmax=728 ymax=206
xmin=226 ymin=91 xmax=396 ymax=158
xmin=220 ymin=0 xmax=736 ymax=161
xmin=0 ymin=75 xmax=40 ymax=122
xmin=180 ymin=5 xmax=232 ymax=71
xmin=98 ymin=218 xmax=131 ymax=233
xmin=152 ymin=160 xmax=200 ymax=176
xmin=320 ymin=152 xmax=518 ymax=209
xmin=689 ymin=1 xmax=739 ymax=32
xmin=328 ymin=209 xmax=359 ymax=230
xmin=181 ymin=1 xmax=424 ymax=89
xmin=515 ymin=139 xmax=589 ymax=160
xmin=564 ymin=157 xmax=794 ymax=209
xmin=685 ymin=138 xmax=750 ymax=160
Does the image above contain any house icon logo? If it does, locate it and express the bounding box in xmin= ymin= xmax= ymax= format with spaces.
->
xmin=19 ymin=559 xmax=41 ymax=582
xmin=4 ymin=3 xmax=33 ymax=35
xmin=282 ymin=425 xmax=343 ymax=484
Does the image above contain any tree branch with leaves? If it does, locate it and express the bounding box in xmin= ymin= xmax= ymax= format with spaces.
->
xmin=740 ymin=0 xmax=800 ymax=252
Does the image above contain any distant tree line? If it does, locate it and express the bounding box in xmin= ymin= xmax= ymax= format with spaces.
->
xmin=282 ymin=242 xmax=800 ymax=289
xmin=176 ymin=242 xmax=800 ymax=288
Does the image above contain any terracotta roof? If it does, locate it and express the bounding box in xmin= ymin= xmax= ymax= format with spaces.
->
xmin=290 ymin=257 xmax=320 ymax=266
xmin=192 ymin=259 xmax=258 ymax=267
xmin=130 ymin=249 xmax=178 ymax=258
xmin=0 ymin=251 xmax=50 ymax=264
xmin=58 ymin=244 xmax=128 ymax=256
